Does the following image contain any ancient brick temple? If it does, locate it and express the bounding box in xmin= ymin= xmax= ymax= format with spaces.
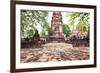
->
xmin=50 ymin=11 xmax=64 ymax=41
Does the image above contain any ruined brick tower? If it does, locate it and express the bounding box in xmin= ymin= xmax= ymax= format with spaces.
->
xmin=51 ymin=11 xmax=64 ymax=41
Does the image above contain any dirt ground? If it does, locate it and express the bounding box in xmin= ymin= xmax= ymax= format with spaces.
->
xmin=21 ymin=42 xmax=89 ymax=63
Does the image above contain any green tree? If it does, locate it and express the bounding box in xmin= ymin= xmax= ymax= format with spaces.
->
xmin=66 ymin=12 xmax=90 ymax=33
xmin=63 ymin=24 xmax=71 ymax=37
xmin=21 ymin=10 xmax=48 ymax=38
xmin=41 ymin=21 xmax=50 ymax=36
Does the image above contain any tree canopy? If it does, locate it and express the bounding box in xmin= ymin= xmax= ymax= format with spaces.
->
xmin=66 ymin=12 xmax=90 ymax=33
xmin=21 ymin=10 xmax=48 ymax=38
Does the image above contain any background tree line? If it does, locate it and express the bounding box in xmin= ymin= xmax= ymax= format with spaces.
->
xmin=21 ymin=10 xmax=90 ymax=39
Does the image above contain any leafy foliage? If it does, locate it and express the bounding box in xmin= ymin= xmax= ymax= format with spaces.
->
xmin=41 ymin=21 xmax=51 ymax=36
xmin=21 ymin=10 xmax=48 ymax=38
xmin=63 ymin=24 xmax=71 ymax=37
xmin=66 ymin=12 xmax=90 ymax=33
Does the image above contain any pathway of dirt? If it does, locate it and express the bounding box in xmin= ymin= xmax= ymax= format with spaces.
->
xmin=21 ymin=42 xmax=89 ymax=63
